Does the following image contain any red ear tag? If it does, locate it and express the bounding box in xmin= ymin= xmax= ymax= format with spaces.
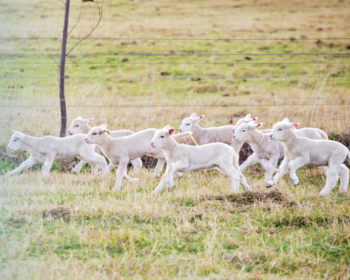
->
xmin=169 ymin=128 xmax=175 ymax=135
xmin=107 ymin=131 xmax=110 ymax=135
xmin=200 ymin=115 xmax=204 ymax=119
xmin=257 ymin=123 xmax=261 ymax=127
xmin=293 ymin=123 xmax=298 ymax=127
xmin=253 ymin=117 xmax=257 ymax=121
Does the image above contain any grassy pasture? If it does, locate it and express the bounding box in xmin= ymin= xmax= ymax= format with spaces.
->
xmin=1 ymin=0 xmax=350 ymax=279
xmin=1 ymin=169 xmax=350 ymax=279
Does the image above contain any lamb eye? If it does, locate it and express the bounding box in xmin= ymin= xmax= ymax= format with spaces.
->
xmin=186 ymin=124 xmax=190 ymax=126
xmin=242 ymin=130 xmax=246 ymax=132
xmin=75 ymin=125 xmax=79 ymax=128
xmin=160 ymin=136 xmax=164 ymax=138
xmin=92 ymin=133 xmax=97 ymax=136
xmin=14 ymin=139 xmax=17 ymax=142
xmin=278 ymin=128 xmax=282 ymax=131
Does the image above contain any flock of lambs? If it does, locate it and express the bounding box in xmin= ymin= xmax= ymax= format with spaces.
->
xmin=6 ymin=113 xmax=350 ymax=196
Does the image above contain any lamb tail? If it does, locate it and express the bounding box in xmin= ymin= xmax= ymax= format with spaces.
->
xmin=319 ymin=129 xmax=329 ymax=140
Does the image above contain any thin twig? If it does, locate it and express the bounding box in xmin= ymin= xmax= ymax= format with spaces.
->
xmin=49 ymin=55 xmax=60 ymax=68
xmin=61 ymin=0 xmax=65 ymax=5
xmin=68 ymin=2 xmax=84 ymax=37
xmin=66 ymin=0 xmax=103 ymax=56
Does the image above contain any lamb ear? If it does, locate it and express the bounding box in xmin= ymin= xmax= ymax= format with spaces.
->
xmin=193 ymin=115 xmax=204 ymax=123
xmin=193 ymin=117 xmax=200 ymax=123
xmin=76 ymin=116 xmax=83 ymax=120
xmin=168 ymin=128 xmax=175 ymax=135
xmin=13 ymin=130 xmax=24 ymax=139
xmin=285 ymin=123 xmax=296 ymax=129
xmin=81 ymin=118 xmax=93 ymax=125
xmin=244 ymin=113 xmax=251 ymax=119
xmin=99 ymin=124 xmax=110 ymax=134
xmin=102 ymin=129 xmax=110 ymax=135
xmin=282 ymin=117 xmax=289 ymax=123
xmin=248 ymin=122 xmax=262 ymax=130
xmin=190 ymin=113 xmax=197 ymax=118
xmin=163 ymin=125 xmax=171 ymax=131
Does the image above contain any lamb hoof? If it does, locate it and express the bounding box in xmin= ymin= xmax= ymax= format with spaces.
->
xmin=112 ymin=186 xmax=121 ymax=192
xmin=71 ymin=168 xmax=79 ymax=173
xmin=151 ymin=191 xmax=159 ymax=196
xmin=154 ymin=175 xmax=160 ymax=178
xmin=318 ymin=191 xmax=329 ymax=196
xmin=290 ymin=177 xmax=299 ymax=186
xmin=176 ymin=173 xmax=182 ymax=179
xmin=265 ymin=181 xmax=274 ymax=188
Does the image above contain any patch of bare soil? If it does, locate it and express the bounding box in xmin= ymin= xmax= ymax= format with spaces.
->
xmin=204 ymin=189 xmax=297 ymax=207
xmin=43 ymin=207 xmax=71 ymax=220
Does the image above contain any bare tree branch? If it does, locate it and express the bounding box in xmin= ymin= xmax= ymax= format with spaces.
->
xmin=66 ymin=0 xmax=103 ymax=56
xmin=68 ymin=1 xmax=84 ymax=37
xmin=49 ymin=55 xmax=60 ymax=68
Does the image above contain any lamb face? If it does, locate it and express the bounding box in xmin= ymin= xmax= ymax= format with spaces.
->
xmin=85 ymin=124 xmax=109 ymax=145
xmin=67 ymin=116 xmax=93 ymax=135
xmin=270 ymin=121 xmax=298 ymax=141
xmin=232 ymin=114 xmax=258 ymax=133
xmin=233 ymin=122 xmax=262 ymax=142
xmin=7 ymin=131 xmax=25 ymax=156
xmin=150 ymin=125 xmax=174 ymax=149
xmin=178 ymin=113 xmax=203 ymax=133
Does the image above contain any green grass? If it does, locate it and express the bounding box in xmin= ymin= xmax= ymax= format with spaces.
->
xmin=1 ymin=168 xmax=350 ymax=279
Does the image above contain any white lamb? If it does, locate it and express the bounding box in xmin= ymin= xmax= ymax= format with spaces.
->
xmin=67 ymin=116 xmax=142 ymax=173
xmin=150 ymin=125 xmax=251 ymax=195
xmin=233 ymin=122 xmax=284 ymax=181
xmin=265 ymin=120 xmax=350 ymax=196
xmin=231 ymin=113 xmax=271 ymax=153
xmin=178 ymin=113 xmax=234 ymax=147
xmin=178 ymin=112 xmax=271 ymax=152
xmin=281 ymin=117 xmax=328 ymax=140
xmin=178 ymin=113 xmax=274 ymax=172
xmin=6 ymin=131 xmax=109 ymax=177
xmin=233 ymin=120 xmax=330 ymax=181
xmin=84 ymin=124 xmax=182 ymax=191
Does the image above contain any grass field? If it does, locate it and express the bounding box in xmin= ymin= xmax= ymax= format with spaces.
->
xmin=1 ymin=0 xmax=350 ymax=279
xmin=1 ymin=168 xmax=350 ymax=279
